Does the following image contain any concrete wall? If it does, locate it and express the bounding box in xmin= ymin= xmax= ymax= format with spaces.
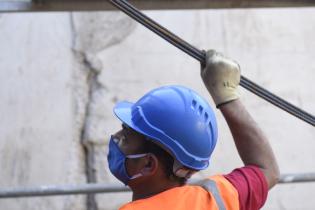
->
xmin=0 ymin=8 xmax=314 ymax=210
xmin=0 ymin=13 xmax=86 ymax=210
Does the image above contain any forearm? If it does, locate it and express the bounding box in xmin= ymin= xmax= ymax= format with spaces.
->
xmin=219 ymin=99 xmax=279 ymax=189
xmin=201 ymin=50 xmax=279 ymax=188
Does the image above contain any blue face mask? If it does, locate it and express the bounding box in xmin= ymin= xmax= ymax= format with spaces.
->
xmin=107 ymin=136 xmax=148 ymax=185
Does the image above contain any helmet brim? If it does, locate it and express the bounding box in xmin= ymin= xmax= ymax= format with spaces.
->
xmin=113 ymin=101 xmax=134 ymax=128
xmin=113 ymin=101 xmax=152 ymax=140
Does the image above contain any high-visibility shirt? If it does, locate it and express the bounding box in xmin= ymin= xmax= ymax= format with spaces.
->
xmin=119 ymin=165 xmax=268 ymax=210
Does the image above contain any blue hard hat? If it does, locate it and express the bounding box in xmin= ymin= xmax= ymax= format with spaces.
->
xmin=113 ymin=85 xmax=218 ymax=170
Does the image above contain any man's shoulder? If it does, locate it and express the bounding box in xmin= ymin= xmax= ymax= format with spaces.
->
xmin=120 ymin=177 xmax=240 ymax=210
xmin=224 ymin=165 xmax=269 ymax=210
xmin=119 ymin=185 xmax=211 ymax=210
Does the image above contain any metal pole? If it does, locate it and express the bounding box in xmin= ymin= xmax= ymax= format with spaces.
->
xmin=279 ymin=172 xmax=315 ymax=184
xmin=0 ymin=183 xmax=130 ymax=198
xmin=1 ymin=0 xmax=315 ymax=12
xmin=1 ymin=173 xmax=315 ymax=198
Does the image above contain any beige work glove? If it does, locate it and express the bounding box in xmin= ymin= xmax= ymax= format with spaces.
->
xmin=201 ymin=50 xmax=241 ymax=107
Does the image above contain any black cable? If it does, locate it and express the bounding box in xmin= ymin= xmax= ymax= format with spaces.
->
xmin=109 ymin=0 xmax=315 ymax=126
xmin=240 ymin=77 xmax=314 ymax=125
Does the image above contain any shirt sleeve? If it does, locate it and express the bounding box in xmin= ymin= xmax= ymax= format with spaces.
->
xmin=223 ymin=165 xmax=268 ymax=210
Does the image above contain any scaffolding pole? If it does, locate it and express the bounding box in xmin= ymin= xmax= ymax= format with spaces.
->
xmin=1 ymin=0 xmax=315 ymax=13
xmin=0 ymin=173 xmax=315 ymax=199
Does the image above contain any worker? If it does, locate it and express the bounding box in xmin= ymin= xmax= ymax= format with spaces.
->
xmin=107 ymin=50 xmax=279 ymax=210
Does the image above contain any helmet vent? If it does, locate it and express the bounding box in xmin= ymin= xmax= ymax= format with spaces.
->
xmin=204 ymin=112 xmax=209 ymax=121
xmin=208 ymin=122 xmax=213 ymax=134
xmin=198 ymin=105 xmax=203 ymax=115
xmin=192 ymin=100 xmax=197 ymax=109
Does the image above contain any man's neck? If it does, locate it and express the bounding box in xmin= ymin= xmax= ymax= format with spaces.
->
xmin=131 ymin=180 xmax=182 ymax=201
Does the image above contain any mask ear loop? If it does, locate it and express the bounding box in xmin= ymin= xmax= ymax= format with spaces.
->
xmin=142 ymin=137 xmax=193 ymax=179
xmin=173 ymin=159 xmax=197 ymax=179
xmin=143 ymin=137 xmax=197 ymax=179
xmin=126 ymin=153 xmax=148 ymax=159
xmin=126 ymin=153 xmax=151 ymax=180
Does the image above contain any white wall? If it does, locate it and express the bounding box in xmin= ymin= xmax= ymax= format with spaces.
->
xmin=0 ymin=13 xmax=86 ymax=210
xmin=0 ymin=8 xmax=314 ymax=210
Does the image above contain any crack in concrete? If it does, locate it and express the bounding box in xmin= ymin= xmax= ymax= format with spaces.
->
xmin=69 ymin=12 xmax=136 ymax=210
xmin=80 ymin=59 xmax=99 ymax=210
xmin=70 ymin=13 xmax=99 ymax=210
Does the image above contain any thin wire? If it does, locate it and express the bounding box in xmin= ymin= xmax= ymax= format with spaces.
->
xmin=109 ymin=0 xmax=315 ymax=126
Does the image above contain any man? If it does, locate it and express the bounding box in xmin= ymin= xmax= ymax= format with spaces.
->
xmin=107 ymin=50 xmax=279 ymax=210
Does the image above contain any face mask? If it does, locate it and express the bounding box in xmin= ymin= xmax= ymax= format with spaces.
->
xmin=107 ymin=136 xmax=148 ymax=185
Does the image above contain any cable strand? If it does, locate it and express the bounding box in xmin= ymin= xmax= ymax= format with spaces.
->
xmin=109 ymin=0 xmax=315 ymax=126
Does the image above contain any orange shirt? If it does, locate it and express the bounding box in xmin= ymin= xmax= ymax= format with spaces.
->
xmin=120 ymin=175 xmax=239 ymax=210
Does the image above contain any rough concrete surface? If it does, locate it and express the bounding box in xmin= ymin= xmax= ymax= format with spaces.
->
xmin=70 ymin=12 xmax=136 ymax=210
xmin=0 ymin=13 xmax=86 ymax=210
xmin=0 ymin=8 xmax=314 ymax=210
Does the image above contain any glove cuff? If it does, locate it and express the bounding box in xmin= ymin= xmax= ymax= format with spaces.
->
xmin=210 ymin=87 xmax=240 ymax=108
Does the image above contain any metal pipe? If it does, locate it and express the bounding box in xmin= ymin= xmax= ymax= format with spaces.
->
xmin=1 ymin=0 xmax=315 ymax=13
xmin=279 ymin=172 xmax=315 ymax=184
xmin=0 ymin=183 xmax=130 ymax=198
xmin=1 ymin=173 xmax=315 ymax=198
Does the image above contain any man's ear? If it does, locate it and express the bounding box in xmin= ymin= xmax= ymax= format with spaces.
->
xmin=140 ymin=153 xmax=159 ymax=176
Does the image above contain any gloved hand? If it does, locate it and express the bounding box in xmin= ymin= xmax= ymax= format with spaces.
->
xmin=201 ymin=50 xmax=241 ymax=107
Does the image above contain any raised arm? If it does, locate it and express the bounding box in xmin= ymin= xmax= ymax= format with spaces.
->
xmin=201 ymin=50 xmax=279 ymax=189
